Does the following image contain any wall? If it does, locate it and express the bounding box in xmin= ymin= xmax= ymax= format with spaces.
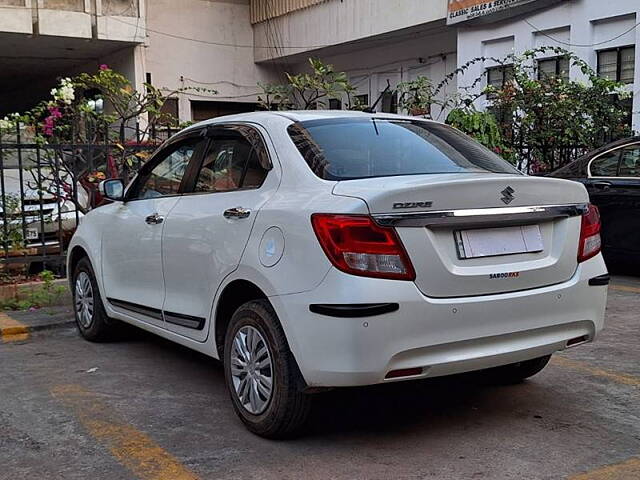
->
xmin=144 ymin=0 xmax=278 ymax=121
xmin=252 ymin=0 xmax=448 ymax=62
xmin=287 ymin=25 xmax=457 ymax=120
xmin=457 ymin=0 xmax=640 ymax=131
xmin=0 ymin=0 xmax=32 ymax=34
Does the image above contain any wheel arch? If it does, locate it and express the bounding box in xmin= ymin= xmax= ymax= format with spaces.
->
xmin=213 ymin=279 xmax=272 ymax=358
xmin=67 ymin=245 xmax=89 ymax=287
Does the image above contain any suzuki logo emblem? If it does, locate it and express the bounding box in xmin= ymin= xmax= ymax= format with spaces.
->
xmin=500 ymin=186 xmax=515 ymax=205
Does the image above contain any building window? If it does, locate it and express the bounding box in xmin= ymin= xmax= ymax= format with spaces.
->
xmin=538 ymin=57 xmax=570 ymax=81
xmin=354 ymin=94 xmax=369 ymax=108
xmin=148 ymin=98 xmax=179 ymax=126
xmin=617 ymin=94 xmax=634 ymax=131
xmin=328 ymin=98 xmax=342 ymax=110
xmin=598 ymin=46 xmax=635 ymax=84
xmin=486 ymin=65 xmax=514 ymax=98
xmin=190 ymin=100 xmax=257 ymax=122
xmin=381 ymin=91 xmax=398 ymax=114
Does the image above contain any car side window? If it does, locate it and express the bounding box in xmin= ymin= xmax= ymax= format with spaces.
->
xmin=619 ymin=145 xmax=640 ymax=177
xmin=136 ymin=138 xmax=201 ymax=199
xmin=193 ymin=129 xmax=269 ymax=193
xmin=590 ymin=150 xmax=620 ymax=177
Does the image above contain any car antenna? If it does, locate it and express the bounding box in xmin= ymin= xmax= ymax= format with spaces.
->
xmin=363 ymin=80 xmax=391 ymax=114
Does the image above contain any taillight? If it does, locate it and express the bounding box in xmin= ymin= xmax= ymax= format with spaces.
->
xmin=578 ymin=204 xmax=602 ymax=263
xmin=311 ymin=214 xmax=416 ymax=280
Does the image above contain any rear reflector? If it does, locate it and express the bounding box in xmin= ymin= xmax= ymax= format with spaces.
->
xmin=385 ymin=367 xmax=424 ymax=379
xmin=311 ymin=214 xmax=416 ymax=280
xmin=578 ymin=204 xmax=601 ymax=263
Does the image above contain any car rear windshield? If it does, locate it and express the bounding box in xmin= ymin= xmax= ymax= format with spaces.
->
xmin=287 ymin=118 xmax=520 ymax=180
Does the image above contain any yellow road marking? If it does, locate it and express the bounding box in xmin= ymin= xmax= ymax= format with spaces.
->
xmin=555 ymin=356 xmax=640 ymax=479
xmin=52 ymin=385 xmax=199 ymax=480
xmin=609 ymin=284 xmax=640 ymax=294
xmin=0 ymin=312 xmax=29 ymax=342
xmin=552 ymin=356 xmax=640 ymax=388
xmin=569 ymin=457 xmax=640 ymax=480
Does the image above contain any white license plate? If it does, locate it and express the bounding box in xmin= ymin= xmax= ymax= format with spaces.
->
xmin=455 ymin=225 xmax=543 ymax=259
xmin=26 ymin=228 xmax=39 ymax=240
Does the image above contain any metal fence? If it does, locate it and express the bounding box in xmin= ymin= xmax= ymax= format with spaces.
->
xmin=0 ymin=119 xmax=176 ymax=274
xmin=513 ymin=144 xmax=590 ymax=175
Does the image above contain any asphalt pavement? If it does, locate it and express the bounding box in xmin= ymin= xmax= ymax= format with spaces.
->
xmin=0 ymin=278 xmax=639 ymax=480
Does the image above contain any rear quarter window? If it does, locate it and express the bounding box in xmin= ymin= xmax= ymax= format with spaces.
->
xmin=287 ymin=118 xmax=520 ymax=180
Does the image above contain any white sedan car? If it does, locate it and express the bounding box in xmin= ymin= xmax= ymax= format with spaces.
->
xmin=68 ymin=111 xmax=608 ymax=438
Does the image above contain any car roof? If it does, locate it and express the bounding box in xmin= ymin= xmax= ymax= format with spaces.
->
xmin=581 ymin=136 xmax=640 ymax=160
xmin=183 ymin=110 xmax=429 ymax=132
xmin=549 ymin=136 xmax=640 ymax=177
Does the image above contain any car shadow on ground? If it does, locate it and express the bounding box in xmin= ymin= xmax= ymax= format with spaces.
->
xmin=305 ymin=375 xmax=516 ymax=437
xmin=120 ymin=325 xmax=526 ymax=439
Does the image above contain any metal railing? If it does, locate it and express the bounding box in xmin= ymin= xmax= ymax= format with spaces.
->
xmin=0 ymin=119 xmax=175 ymax=273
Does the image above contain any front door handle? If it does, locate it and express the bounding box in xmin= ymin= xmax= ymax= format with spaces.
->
xmin=223 ymin=207 xmax=251 ymax=219
xmin=592 ymin=181 xmax=612 ymax=190
xmin=145 ymin=213 xmax=164 ymax=225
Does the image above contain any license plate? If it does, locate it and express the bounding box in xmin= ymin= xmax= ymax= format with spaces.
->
xmin=455 ymin=225 xmax=543 ymax=259
xmin=26 ymin=228 xmax=39 ymax=240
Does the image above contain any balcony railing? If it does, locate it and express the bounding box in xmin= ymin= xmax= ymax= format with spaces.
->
xmin=0 ymin=0 xmax=139 ymax=16
xmin=250 ymin=0 xmax=329 ymax=24
xmin=41 ymin=0 xmax=84 ymax=11
xmin=101 ymin=0 xmax=139 ymax=17
xmin=0 ymin=0 xmax=144 ymax=40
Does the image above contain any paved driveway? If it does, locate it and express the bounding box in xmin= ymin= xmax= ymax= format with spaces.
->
xmin=1 ymin=278 xmax=639 ymax=480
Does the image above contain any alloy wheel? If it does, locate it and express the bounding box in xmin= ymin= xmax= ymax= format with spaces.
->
xmin=230 ymin=325 xmax=274 ymax=415
xmin=74 ymin=271 xmax=94 ymax=328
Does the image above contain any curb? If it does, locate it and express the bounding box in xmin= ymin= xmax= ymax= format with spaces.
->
xmin=0 ymin=310 xmax=75 ymax=342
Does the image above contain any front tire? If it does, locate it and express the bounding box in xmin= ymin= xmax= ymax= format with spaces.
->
xmin=223 ymin=300 xmax=311 ymax=438
xmin=72 ymin=257 xmax=117 ymax=342
xmin=486 ymin=355 xmax=552 ymax=384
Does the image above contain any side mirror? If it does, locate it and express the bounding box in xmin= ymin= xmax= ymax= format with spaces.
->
xmin=99 ymin=179 xmax=125 ymax=201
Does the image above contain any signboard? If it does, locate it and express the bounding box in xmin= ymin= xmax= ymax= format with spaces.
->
xmin=447 ymin=0 xmax=541 ymax=25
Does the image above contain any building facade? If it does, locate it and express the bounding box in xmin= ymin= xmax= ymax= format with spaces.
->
xmin=455 ymin=0 xmax=640 ymax=132
xmin=0 ymin=0 xmax=638 ymax=132
xmin=0 ymin=0 xmax=277 ymax=118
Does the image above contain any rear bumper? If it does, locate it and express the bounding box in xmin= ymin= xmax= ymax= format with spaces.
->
xmin=270 ymin=254 xmax=608 ymax=387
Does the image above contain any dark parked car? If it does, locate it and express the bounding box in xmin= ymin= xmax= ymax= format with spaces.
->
xmin=549 ymin=137 xmax=640 ymax=271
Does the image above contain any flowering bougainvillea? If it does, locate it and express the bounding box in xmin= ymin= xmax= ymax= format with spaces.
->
xmin=42 ymin=105 xmax=63 ymax=137
xmin=50 ymin=77 xmax=75 ymax=105
xmin=443 ymin=47 xmax=632 ymax=172
xmin=0 ymin=64 xmax=216 ymax=215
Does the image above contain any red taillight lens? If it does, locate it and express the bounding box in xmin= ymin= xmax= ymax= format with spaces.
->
xmin=578 ymin=204 xmax=602 ymax=263
xmin=311 ymin=214 xmax=416 ymax=280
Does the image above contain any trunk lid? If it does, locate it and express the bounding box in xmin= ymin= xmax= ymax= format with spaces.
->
xmin=333 ymin=173 xmax=589 ymax=297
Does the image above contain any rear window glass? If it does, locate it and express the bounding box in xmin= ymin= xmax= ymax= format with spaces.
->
xmin=287 ymin=118 xmax=520 ymax=180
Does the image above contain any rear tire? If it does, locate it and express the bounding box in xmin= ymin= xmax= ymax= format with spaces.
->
xmin=223 ymin=299 xmax=311 ymax=439
xmin=485 ymin=355 xmax=551 ymax=384
xmin=72 ymin=257 xmax=118 ymax=342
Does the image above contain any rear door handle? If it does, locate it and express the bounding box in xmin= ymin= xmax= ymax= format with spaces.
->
xmin=223 ymin=207 xmax=251 ymax=219
xmin=145 ymin=213 xmax=164 ymax=225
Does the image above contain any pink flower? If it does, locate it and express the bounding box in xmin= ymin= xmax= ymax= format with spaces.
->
xmin=48 ymin=106 xmax=62 ymax=119
xmin=99 ymin=64 xmax=109 ymax=71
xmin=43 ymin=116 xmax=56 ymax=136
